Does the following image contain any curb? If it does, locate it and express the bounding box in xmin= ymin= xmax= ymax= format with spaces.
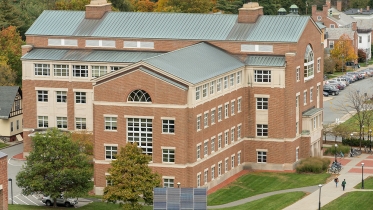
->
xmin=0 ymin=141 xmax=23 ymax=151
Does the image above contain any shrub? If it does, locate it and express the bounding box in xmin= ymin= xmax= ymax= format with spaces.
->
xmin=324 ymin=145 xmax=350 ymax=156
xmin=296 ymin=157 xmax=330 ymax=174
xmin=342 ymin=138 xmax=371 ymax=147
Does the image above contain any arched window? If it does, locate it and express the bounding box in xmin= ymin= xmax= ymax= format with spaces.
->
xmin=127 ymin=90 xmax=152 ymax=102
xmin=304 ymin=44 xmax=314 ymax=80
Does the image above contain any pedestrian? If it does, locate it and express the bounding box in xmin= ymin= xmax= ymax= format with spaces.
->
xmin=334 ymin=177 xmax=339 ymax=187
xmin=342 ymin=179 xmax=346 ymax=191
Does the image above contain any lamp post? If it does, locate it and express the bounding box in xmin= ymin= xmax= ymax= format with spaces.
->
xmin=335 ymin=144 xmax=338 ymax=162
xmin=366 ymin=48 xmax=369 ymax=66
xmin=363 ymin=125 xmax=365 ymax=141
xmin=370 ymin=129 xmax=372 ymax=153
xmin=177 ymin=182 xmax=181 ymax=188
xmin=318 ymin=184 xmax=322 ymax=210
xmin=351 ymin=133 xmax=354 ymax=156
xmin=8 ymin=178 xmax=13 ymax=205
xmin=362 ymin=163 xmax=365 ymax=189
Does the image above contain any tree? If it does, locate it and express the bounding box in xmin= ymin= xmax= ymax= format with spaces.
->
xmin=215 ymin=0 xmax=244 ymax=14
xmin=0 ymin=59 xmax=16 ymax=86
xmin=70 ymin=131 xmax=94 ymax=157
xmin=0 ymin=0 xmax=23 ymax=29
xmin=358 ymin=49 xmax=367 ymax=63
xmin=324 ymin=55 xmax=337 ymax=74
xmin=330 ymin=34 xmax=358 ymax=72
xmin=349 ymin=0 xmax=370 ymax=8
xmin=109 ymin=0 xmax=134 ymax=11
xmin=16 ymin=128 xmax=93 ymax=208
xmin=155 ymin=0 xmax=212 ymax=13
xmin=323 ymin=123 xmax=333 ymax=143
xmin=104 ymin=143 xmax=161 ymax=210
xmin=55 ymin=0 xmax=91 ymax=10
xmin=134 ymin=0 xmax=156 ymax=12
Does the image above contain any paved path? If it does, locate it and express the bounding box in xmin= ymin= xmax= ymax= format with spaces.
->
xmin=208 ymin=154 xmax=373 ymax=209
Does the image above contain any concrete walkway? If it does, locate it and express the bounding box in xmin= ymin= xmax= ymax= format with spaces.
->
xmin=208 ymin=154 xmax=373 ymax=209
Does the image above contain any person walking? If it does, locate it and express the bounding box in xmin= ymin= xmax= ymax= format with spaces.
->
xmin=342 ymin=179 xmax=346 ymax=191
xmin=334 ymin=177 xmax=339 ymax=187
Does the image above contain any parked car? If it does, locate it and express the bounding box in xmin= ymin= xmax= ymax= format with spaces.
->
xmin=326 ymin=80 xmax=345 ymax=90
xmin=323 ymin=91 xmax=329 ymax=97
xmin=332 ymin=78 xmax=349 ymax=86
xmin=41 ymin=195 xmax=78 ymax=207
xmin=341 ymin=75 xmax=353 ymax=84
xmin=345 ymin=73 xmax=357 ymax=82
xmin=323 ymin=84 xmax=339 ymax=96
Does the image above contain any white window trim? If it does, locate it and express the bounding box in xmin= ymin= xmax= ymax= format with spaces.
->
xmin=310 ymin=87 xmax=314 ymax=102
xmin=218 ymin=105 xmax=223 ymax=122
xmin=104 ymin=143 xmax=118 ymax=147
xmin=296 ymin=66 xmax=300 ymax=82
xmin=317 ymin=58 xmax=321 ymax=73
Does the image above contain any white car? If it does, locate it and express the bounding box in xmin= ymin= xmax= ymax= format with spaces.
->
xmin=41 ymin=194 xmax=78 ymax=207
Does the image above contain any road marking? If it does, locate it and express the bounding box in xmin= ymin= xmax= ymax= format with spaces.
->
xmin=7 ymin=158 xmax=23 ymax=167
xmin=22 ymin=194 xmax=39 ymax=206
xmin=8 ymin=198 xmax=19 ymax=204
xmin=14 ymin=195 xmax=28 ymax=205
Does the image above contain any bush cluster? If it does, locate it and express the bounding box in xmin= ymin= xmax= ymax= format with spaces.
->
xmin=342 ymin=138 xmax=372 ymax=147
xmin=324 ymin=145 xmax=350 ymax=156
xmin=296 ymin=157 xmax=330 ymax=174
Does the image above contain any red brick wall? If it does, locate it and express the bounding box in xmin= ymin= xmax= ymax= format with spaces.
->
xmin=0 ymin=154 xmax=8 ymax=210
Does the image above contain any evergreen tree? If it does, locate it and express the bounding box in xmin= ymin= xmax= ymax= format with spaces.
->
xmin=0 ymin=0 xmax=23 ymax=29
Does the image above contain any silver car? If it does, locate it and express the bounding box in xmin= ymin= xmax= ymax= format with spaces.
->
xmin=41 ymin=194 xmax=78 ymax=207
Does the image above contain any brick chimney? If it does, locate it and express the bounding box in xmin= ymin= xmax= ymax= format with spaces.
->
xmin=368 ymin=6 xmax=370 ymax=11
xmin=337 ymin=1 xmax=342 ymax=11
xmin=238 ymin=2 xmax=263 ymax=23
xmin=352 ymin=22 xmax=357 ymax=31
xmin=312 ymin=5 xmax=317 ymax=15
xmin=22 ymin=45 xmax=33 ymax=56
xmin=323 ymin=5 xmax=329 ymax=16
xmin=85 ymin=0 xmax=112 ymax=19
xmin=326 ymin=1 xmax=331 ymax=9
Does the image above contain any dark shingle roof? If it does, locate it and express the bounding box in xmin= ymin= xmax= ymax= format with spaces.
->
xmin=0 ymin=86 xmax=20 ymax=119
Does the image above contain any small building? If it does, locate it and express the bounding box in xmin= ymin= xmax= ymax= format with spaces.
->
xmin=0 ymin=86 xmax=23 ymax=142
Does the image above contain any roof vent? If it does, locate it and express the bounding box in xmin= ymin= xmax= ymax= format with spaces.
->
xmin=289 ymin=4 xmax=298 ymax=14
xmin=278 ymin=8 xmax=287 ymax=15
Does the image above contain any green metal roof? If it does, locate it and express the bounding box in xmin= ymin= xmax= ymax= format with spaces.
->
xmin=21 ymin=49 xmax=162 ymax=63
xmin=26 ymin=11 xmax=312 ymax=42
xmin=143 ymin=42 xmax=244 ymax=84
xmin=278 ymin=8 xmax=286 ymax=12
xmin=290 ymin=4 xmax=299 ymax=9
xmin=0 ymin=86 xmax=20 ymax=119
xmin=245 ymin=56 xmax=285 ymax=66
xmin=302 ymin=108 xmax=323 ymax=117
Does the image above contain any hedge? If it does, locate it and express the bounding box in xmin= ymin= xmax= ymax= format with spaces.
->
xmin=296 ymin=157 xmax=330 ymax=174
xmin=342 ymin=138 xmax=373 ymax=147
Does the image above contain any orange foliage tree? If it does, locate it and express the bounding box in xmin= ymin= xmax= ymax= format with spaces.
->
xmin=330 ymin=34 xmax=358 ymax=71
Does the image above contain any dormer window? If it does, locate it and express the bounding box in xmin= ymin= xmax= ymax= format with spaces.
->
xmin=127 ymin=90 xmax=152 ymax=102
xmin=304 ymin=44 xmax=314 ymax=81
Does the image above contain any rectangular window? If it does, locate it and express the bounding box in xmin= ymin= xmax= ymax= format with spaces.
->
xmin=304 ymin=63 xmax=314 ymax=79
xmin=197 ymin=116 xmax=201 ymax=131
xmin=86 ymin=40 xmax=115 ymax=47
xmin=127 ymin=118 xmax=153 ymax=155
xmin=225 ymin=158 xmax=228 ymax=173
xmin=211 ymin=137 xmax=215 ymax=152
xmin=211 ymin=110 xmax=215 ymax=125
xmin=204 ymin=113 xmax=208 ymax=128
xmin=359 ymin=36 xmax=362 ymax=43
xmin=217 ymin=78 xmax=222 ymax=92
xmin=230 ymin=73 xmax=235 ymax=86
xmin=92 ymin=66 xmax=107 ymax=78
xmin=202 ymin=84 xmax=208 ymax=98
xmin=304 ymin=92 xmax=307 ymax=105
xmin=111 ymin=66 xmax=122 ymax=71
xmin=296 ymin=67 xmax=300 ymax=81
xmin=211 ymin=166 xmax=215 ymax=180
xmin=204 ymin=170 xmax=208 ymax=184
xmin=195 ymin=86 xmax=201 ymax=101
xmin=75 ymin=92 xmax=86 ymax=104
xmin=218 ymin=106 xmax=222 ymax=121
xmin=237 ymin=71 xmax=241 ymax=84
xmin=10 ymin=122 xmax=13 ymax=132
xmin=317 ymin=58 xmax=321 ymax=72
xmin=210 ymin=81 xmax=215 ymax=95
xmin=204 ymin=141 xmax=208 ymax=156
xmin=313 ymin=117 xmax=317 ymax=129
xmin=48 ymin=39 xmax=77 ymax=46
xmin=124 ymin=41 xmax=154 ymax=49
xmin=38 ymin=116 xmax=48 ymax=128
xmin=254 ymin=70 xmax=271 ymax=82
xmin=54 ymin=64 xmax=69 ymax=76
xmin=317 ymin=85 xmax=320 ymax=98
xmin=296 ymin=122 xmax=298 ymax=134
xmin=76 ymin=117 xmax=86 ymax=129
xmin=73 ymin=65 xmax=88 ymax=77
xmin=237 ymin=125 xmax=241 ymax=140
xmin=224 ymin=76 xmax=228 ymax=89
xmin=257 ymin=124 xmax=268 ymax=137
xmin=231 ymin=128 xmax=235 ymax=143
xmin=225 ymin=131 xmax=229 ymax=146
xmin=218 ymin=134 xmax=222 ymax=149
xmin=163 ymin=178 xmax=174 ymax=188
xmin=56 ymin=91 xmax=67 ymax=103
xmin=310 ymin=88 xmax=313 ymax=101
xmin=225 ymin=103 xmax=229 ymax=119
xmin=37 ymin=90 xmax=48 ymax=102
xmin=330 ymin=24 xmax=335 ymax=28
xmin=56 ymin=117 xmax=67 ymax=129
xmin=197 ymin=145 xmax=201 ymax=159
xmin=231 ymin=101 xmax=235 ymax=115
xmin=296 ymin=95 xmax=299 ymax=107
xmin=16 ymin=120 xmax=19 ymax=130
xmin=238 ymin=153 xmax=241 ymax=165
xmin=231 ymin=155 xmax=235 ymax=169
xmin=257 ymin=151 xmax=267 ymax=163
xmin=329 ymin=41 xmax=334 ymax=49
xmin=34 ymin=64 xmax=50 ymax=76
xmin=238 ymin=98 xmax=241 ymax=112
xmin=369 ymin=35 xmax=371 ymax=43
xmin=162 ymin=149 xmax=175 ymax=163
xmin=296 ymin=148 xmax=299 ymax=161
xmin=162 ymin=119 xmax=175 ymax=133
xmin=257 ymin=98 xmax=268 ymax=110
xmin=197 ymin=174 xmax=201 ymax=188
xmin=105 ymin=146 xmax=117 ymax=160
xmin=105 ymin=117 xmax=117 ymax=130
xmin=218 ymin=162 xmax=222 ymax=176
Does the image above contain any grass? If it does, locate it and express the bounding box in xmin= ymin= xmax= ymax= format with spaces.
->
xmin=354 ymin=176 xmax=373 ymax=189
xmin=0 ymin=142 xmax=8 ymax=149
xmin=207 ymin=172 xmax=330 ymax=206
xmin=325 ymin=71 xmax=346 ymax=79
xmin=9 ymin=202 xmax=153 ymax=210
xmin=322 ymin=191 xmax=373 ymax=210
xmin=219 ymin=192 xmax=306 ymax=210
xmin=340 ymin=111 xmax=373 ymax=133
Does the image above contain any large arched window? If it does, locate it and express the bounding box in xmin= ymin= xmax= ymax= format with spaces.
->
xmin=127 ymin=90 xmax=152 ymax=102
xmin=304 ymin=44 xmax=314 ymax=80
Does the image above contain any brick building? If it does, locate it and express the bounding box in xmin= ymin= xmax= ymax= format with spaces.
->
xmin=21 ymin=1 xmax=324 ymax=194
xmin=0 ymin=152 xmax=8 ymax=210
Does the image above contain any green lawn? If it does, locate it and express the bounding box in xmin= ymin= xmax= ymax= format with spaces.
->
xmin=354 ymin=176 xmax=373 ymax=189
xmin=9 ymin=202 xmax=153 ymax=210
xmin=220 ymin=192 xmax=306 ymax=210
xmin=322 ymin=191 xmax=373 ymax=210
xmin=0 ymin=142 xmax=8 ymax=149
xmin=208 ymin=172 xmax=330 ymax=206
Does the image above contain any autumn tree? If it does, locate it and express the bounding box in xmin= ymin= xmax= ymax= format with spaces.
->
xmin=109 ymin=0 xmax=134 ymax=11
xmin=215 ymin=0 xmax=244 ymax=14
xmin=358 ymin=49 xmax=367 ymax=63
xmin=104 ymin=143 xmax=161 ymax=210
xmin=330 ymin=34 xmax=358 ymax=72
xmin=70 ymin=130 xmax=94 ymax=157
xmin=324 ymin=55 xmax=337 ymax=74
xmin=0 ymin=59 xmax=16 ymax=86
xmin=155 ymin=0 xmax=212 ymax=13
xmin=55 ymin=0 xmax=91 ymax=10
xmin=133 ymin=0 xmax=156 ymax=12
xmin=16 ymin=128 xmax=93 ymax=208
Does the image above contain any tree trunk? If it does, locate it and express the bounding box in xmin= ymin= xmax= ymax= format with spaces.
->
xmin=53 ymin=198 xmax=57 ymax=208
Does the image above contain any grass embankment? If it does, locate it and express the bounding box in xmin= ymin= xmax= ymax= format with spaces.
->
xmin=9 ymin=202 xmax=153 ymax=210
xmin=0 ymin=142 xmax=8 ymax=149
xmin=354 ymin=176 xmax=373 ymax=189
xmin=322 ymin=191 xmax=373 ymax=210
xmin=219 ymin=192 xmax=306 ymax=210
xmin=207 ymin=172 xmax=330 ymax=206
